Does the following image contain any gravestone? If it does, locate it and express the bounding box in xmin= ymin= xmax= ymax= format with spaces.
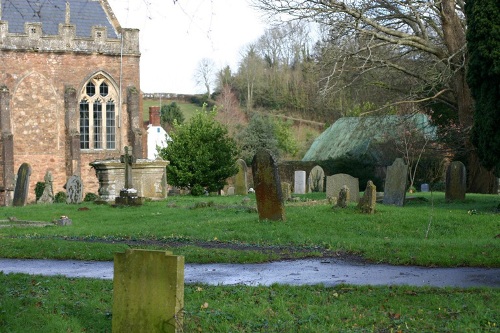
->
xmin=294 ymin=170 xmax=306 ymax=194
xmin=251 ymin=149 xmax=285 ymax=221
xmin=234 ymin=159 xmax=248 ymax=195
xmin=337 ymin=185 xmax=350 ymax=208
xmin=38 ymin=171 xmax=54 ymax=204
xmin=383 ymin=158 xmax=408 ymax=206
xmin=113 ymin=249 xmax=184 ymax=333
xmin=281 ymin=181 xmax=291 ymax=201
xmin=326 ymin=174 xmax=359 ymax=203
xmin=421 ymin=183 xmax=430 ymax=192
xmin=308 ymin=165 xmax=325 ymax=192
xmin=66 ymin=175 xmax=83 ymax=204
xmin=13 ymin=163 xmax=32 ymax=206
xmin=227 ymin=186 xmax=235 ymax=196
xmin=445 ymin=161 xmax=466 ymax=202
xmin=115 ymin=146 xmax=145 ymax=205
xmin=358 ymin=180 xmax=377 ymax=214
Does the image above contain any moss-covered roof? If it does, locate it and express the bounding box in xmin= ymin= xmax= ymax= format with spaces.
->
xmin=302 ymin=114 xmax=435 ymax=163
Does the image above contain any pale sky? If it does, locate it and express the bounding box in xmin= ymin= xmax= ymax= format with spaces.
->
xmin=107 ymin=0 xmax=267 ymax=94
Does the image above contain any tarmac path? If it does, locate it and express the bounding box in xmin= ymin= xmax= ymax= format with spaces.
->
xmin=1 ymin=257 xmax=499 ymax=288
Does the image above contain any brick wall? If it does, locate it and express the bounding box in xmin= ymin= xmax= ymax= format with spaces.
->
xmin=0 ymin=50 xmax=142 ymax=203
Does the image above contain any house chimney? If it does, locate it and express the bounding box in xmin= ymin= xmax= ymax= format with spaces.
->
xmin=149 ymin=106 xmax=161 ymax=126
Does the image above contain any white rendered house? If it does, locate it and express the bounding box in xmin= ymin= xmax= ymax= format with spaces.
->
xmin=146 ymin=107 xmax=171 ymax=160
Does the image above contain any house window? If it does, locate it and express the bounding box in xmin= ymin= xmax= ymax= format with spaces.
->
xmin=79 ymin=76 xmax=117 ymax=150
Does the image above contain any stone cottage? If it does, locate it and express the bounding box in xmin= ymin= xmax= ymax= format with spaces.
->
xmin=0 ymin=0 xmax=143 ymax=205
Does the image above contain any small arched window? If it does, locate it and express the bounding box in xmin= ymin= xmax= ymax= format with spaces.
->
xmin=79 ymin=75 xmax=117 ymax=150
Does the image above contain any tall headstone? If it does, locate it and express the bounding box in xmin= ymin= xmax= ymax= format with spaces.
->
xmin=445 ymin=161 xmax=466 ymax=202
xmin=337 ymin=185 xmax=350 ymax=208
xmin=308 ymin=165 xmax=325 ymax=192
xmin=37 ymin=171 xmax=54 ymax=204
xmin=358 ymin=180 xmax=377 ymax=214
xmin=383 ymin=158 xmax=408 ymax=206
xmin=326 ymin=173 xmax=360 ymax=203
xmin=251 ymin=149 xmax=285 ymax=221
xmin=113 ymin=249 xmax=184 ymax=333
xmin=294 ymin=170 xmax=306 ymax=194
xmin=234 ymin=159 xmax=248 ymax=195
xmin=66 ymin=175 xmax=83 ymax=204
xmin=13 ymin=163 xmax=31 ymax=206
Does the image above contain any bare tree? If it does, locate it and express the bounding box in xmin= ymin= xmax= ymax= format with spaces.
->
xmin=194 ymin=58 xmax=216 ymax=96
xmin=251 ymin=0 xmax=496 ymax=193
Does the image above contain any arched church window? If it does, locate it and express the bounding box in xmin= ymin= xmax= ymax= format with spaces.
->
xmin=79 ymin=75 xmax=118 ymax=150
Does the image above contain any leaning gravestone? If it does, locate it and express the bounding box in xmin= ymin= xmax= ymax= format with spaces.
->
xmin=326 ymin=174 xmax=359 ymax=203
xmin=383 ymin=158 xmax=408 ymax=206
xmin=13 ymin=163 xmax=32 ymax=206
xmin=337 ymin=185 xmax=350 ymax=208
xmin=445 ymin=161 xmax=466 ymax=202
xmin=38 ymin=171 xmax=54 ymax=204
xmin=281 ymin=182 xmax=292 ymax=201
xmin=358 ymin=180 xmax=377 ymax=214
xmin=113 ymin=249 xmax=184 ymax=333
xmin=308 ymin=165 xmax=325 ymax=192
xmin=251 ymin=149 xmax=285 ymax=221
xmin=66 ymin=175 xmax=83 ymax=204
xmin=234 ymin=159 xmax=248 ymax=195
xmin=294 ymin=170 xmax=306 ymax=194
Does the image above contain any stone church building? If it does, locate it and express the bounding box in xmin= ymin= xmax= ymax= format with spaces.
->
xmin=0 ymin=0 xmax=144 ymax=204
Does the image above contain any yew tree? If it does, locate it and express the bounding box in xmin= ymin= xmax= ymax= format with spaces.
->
xmin=251 ymin=0 xmax=497 ymax=193
xmin=466 ymin=0 xmax=500 ymax=174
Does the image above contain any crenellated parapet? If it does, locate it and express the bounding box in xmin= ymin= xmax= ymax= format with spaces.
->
xmin=0 ymin=20 xmax=139 ymax=56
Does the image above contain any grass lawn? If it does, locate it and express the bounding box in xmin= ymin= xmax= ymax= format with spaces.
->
xmin=143 ymin=98 xmax=200 ymax=122
xmin=0 ymin=192 xmax=498 ymax=332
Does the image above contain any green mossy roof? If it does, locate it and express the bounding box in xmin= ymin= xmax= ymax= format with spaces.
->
xmin=302 ymin=114 xmax=435 ymax=163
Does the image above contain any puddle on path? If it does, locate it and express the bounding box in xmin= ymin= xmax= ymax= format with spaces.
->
xmin=1 ymin=258 xmax=498 ymax=288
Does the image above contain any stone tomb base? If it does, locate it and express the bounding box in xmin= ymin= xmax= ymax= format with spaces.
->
xmin=90 ymin=159 xmax=169 ymax=202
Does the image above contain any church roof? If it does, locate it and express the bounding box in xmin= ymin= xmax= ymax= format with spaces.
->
xmin=1 ymin=0 xmax=120 ymax=38
xmin=302 ymin=114 xmax=436 ymax=163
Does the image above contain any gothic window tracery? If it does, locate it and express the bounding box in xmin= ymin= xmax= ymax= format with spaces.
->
xmin=79 ymin=75 xmax=117 ymax=150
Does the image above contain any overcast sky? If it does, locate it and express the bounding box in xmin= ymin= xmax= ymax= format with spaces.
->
xmin=107 ymin=0 xmax=267 ymax=94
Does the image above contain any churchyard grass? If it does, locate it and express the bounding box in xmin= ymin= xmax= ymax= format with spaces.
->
xmin=143 ymin=98 xmax=199 ymax=122
xmin=0 ymin=192 xmax=498 ymax=267
xmin=1 ymin=273 xmax=498 ymax=332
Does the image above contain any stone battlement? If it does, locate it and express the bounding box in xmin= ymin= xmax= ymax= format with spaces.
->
xmin=0 ymin=21 xmax=139 ymax=56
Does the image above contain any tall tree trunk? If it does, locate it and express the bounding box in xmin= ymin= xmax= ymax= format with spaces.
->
xmin=441 ymin=0 xmax=497 ymax=193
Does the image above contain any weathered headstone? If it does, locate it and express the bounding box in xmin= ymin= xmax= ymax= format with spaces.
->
xmin=326 ymin=173 xmax=359 ymax=203
xmin=420 ymin=183 xmax=430 ymax=192
xmin=251 ymin=149 xmax=286 ymax=221
xmin=13 ymin=163 xmax=32 ymax=206
xmin=38 ymin=171 xmax=54 ymax=204
xmin=66 ymin=175 xmax=83 ymax=204
xmin=234 ymin=159 xmax=248 ymax=195
xmin=445 ymin=161 xmax=466 ymax=202
xmin=294 ymin=170 xmax=306 ymax=194
xmin=337 ymin=185 xmax=350 ymax=208
xmin=115 ymin=147 xmax=144 ymax=205
xmin=112 ymin=249 xmax=184 ymax=333
xmin=227 ymin=186 xmax=235 ymax=196
xmin=308 ymin=165 xmax=325 ymax=192
xmin=358 ymin=180 xmax=377 ymax=214
xmin=281 ymin=181 xmax=291 ymax=201
xmin=383 ymin=158 xmax=408 ymax=206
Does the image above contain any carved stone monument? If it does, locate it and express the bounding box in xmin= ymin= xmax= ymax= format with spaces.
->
xmin=326 ymin=173 xmax=359 ymax=203
xmin=115 ymin=147 xmax=145 ymax=206
xmin=251 ymin=149 xmax=285 ymax=221
xmin=38 ymin=171 xmax=54 ymax=204
xmin=66 ymin=175 xmax=83 ymax=204
xmin=294 ymin=170 xmax=306 ymax=194
xmin=337 ymin=185 xmax=350 ymax=208
xmin=234 ymin=159 xmax=248 ymax=195
xmin=358 ymin=180 xmax=377 ymax=214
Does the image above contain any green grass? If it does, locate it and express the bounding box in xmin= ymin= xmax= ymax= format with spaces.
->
xmin=1 ymin=273 xmax=498 ymax=332
xmin=143 ymin=98 xmax=200 ymax=122
xmin=0 ymin=192 xmax=499 ymax=267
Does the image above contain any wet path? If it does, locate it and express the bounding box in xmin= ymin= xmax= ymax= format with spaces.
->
xmin=1 ymin=258 xmax=499 ymax=288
